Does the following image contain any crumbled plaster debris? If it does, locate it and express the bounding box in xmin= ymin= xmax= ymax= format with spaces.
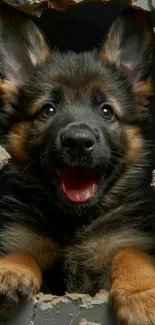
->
xmin=0 ymin=146 xmax=10 ymax=169
xmin=79 ymin=319 xmax=101 ymax=325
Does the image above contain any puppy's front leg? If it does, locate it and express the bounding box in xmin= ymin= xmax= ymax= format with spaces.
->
xmin=0 ymin=224 xmax=60 ymax=309
xmin=111 ymin=248 xmax=155 ymax=325
xmin=0 ymin=252 xmax=41 ymax=309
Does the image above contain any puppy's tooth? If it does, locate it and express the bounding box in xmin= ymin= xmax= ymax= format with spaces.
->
xmin=92 ymin=184 xmax=97 ymax=193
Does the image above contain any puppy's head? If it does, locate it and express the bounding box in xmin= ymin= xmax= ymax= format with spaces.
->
xmin=0 ymin=8 xmax=153 ymax=214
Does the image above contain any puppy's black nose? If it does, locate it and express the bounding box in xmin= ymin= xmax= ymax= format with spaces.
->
xmin=61 ymin=124 xmax=95 ymax=153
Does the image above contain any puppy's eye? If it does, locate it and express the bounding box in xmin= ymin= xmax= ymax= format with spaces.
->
xmin=101 ymin=104 xmax=114 ymax=121
xmin=40 ymin=103 xmax=56 ymax=120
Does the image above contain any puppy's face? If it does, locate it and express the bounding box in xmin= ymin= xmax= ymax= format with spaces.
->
xmin=0 ymin=8 xmax=153 ymax=213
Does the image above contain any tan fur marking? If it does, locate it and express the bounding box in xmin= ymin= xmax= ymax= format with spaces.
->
xmin=108 ymin=96 xmax=122 ymax=115
xmin=0 ymin=252 xmax=41 ymax=287
xmin=100 ymin=22 xmax=121 ymax=67
xmin=0 ymin=252 xmax=41 ymax=308
xmin=8 ymin=123 xmax=28 ymax=162
xmin=111 ymin=248 xmax=155 ymax=325
xmin=0 ymin=79 xmax=17 ymax=99
xmin=37 ymin=31 xmax=51 ymax=64
xmin=2 ymin=224 xmax=59 ymax=270
xmin=125 ymin=126 xmax=143 ymax=163
xmin=28 ymin=29 xmax=51 ymax=67
xmin=134 ymin=77 xmax=152 ymax=106
xmin=110 ymin=121 xmax=121 ymax=136
xmin=29 ymin=96 xmax=48 ymax=116
xmin=0 ymin=79 xmax=17 ymax=114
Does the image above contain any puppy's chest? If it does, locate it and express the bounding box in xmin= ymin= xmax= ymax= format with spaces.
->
xmin=40 ymin=206 xmax=90 ymax=245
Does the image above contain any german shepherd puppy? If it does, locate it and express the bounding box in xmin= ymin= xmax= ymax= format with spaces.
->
xmin=0 ymin=4 xmax=155 ymax=324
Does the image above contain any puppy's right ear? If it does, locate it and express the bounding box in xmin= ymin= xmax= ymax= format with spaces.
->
xmin=0 ymin=5 xmax=50 ymax=87
xmin=100 ymin=8 xmax=153 ymax=96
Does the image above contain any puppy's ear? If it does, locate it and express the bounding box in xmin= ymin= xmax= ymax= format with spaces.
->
xmin=0 ymin=5 xmax=50 ymax=87
xmin=100 ymin=8 xmax=153 ymax=101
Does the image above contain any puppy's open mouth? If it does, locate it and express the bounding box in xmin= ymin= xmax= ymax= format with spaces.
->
xmin=60 ymin=167 xmax=98 ymax=203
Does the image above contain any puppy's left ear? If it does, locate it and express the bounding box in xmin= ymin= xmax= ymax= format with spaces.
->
xmin=0 ymin=5 xmax=51 ymax=88
xmin=100 ymin=8 xmax=154 ymax=103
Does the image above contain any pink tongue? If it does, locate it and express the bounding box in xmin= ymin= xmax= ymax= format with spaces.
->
xmin=61 ymin=167 xmax=97 ymax=203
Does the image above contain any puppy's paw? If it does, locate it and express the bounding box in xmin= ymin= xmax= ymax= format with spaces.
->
xmin=110 ymin=248 xmax=155 ymax=325
xmin=0 ymin=253 xmax=41 ymax=310
xmin=112 ymin=287 xmax=155 ymax=325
